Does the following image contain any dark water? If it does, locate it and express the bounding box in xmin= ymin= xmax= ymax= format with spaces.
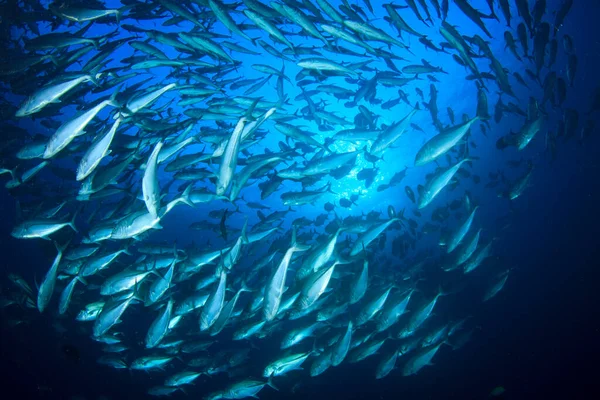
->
xmin=1 ymin=0 xmax=600 ymax=399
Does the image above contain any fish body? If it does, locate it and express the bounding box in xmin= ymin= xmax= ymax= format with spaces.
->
xmin=264 ymin=241 xmax=307 ymax=321
xmin=349 ymin=261 xmax=368 ymax=304
xmin=297 ymin=263 xmax=336 ymax=310
xmin=355 ymin=287 xmax=392 ymax=326
xmin=263 ymin=352 xmax=311 ymax=377
xmin=483 ymin=270 xmax=511 ymax=301
xmin=58 ymin=275 xmax=85 ymax=315
xmin=93 ymin=297 xmax=136 ymax=337
xmin=375 ymin=348 xmax=399 ymax=379
xmin=200 ymin=270 xmax=227 ymax=331
xmin=77 ymin=118 xmax=121 ymax=181
xmin=16 ymin=74 xmax=95 ymax=117
xmin=447 ymin=206 xmax=479 ymax=253
xmin=517 ymin=117 xmax=544 ymax=150
xmin=12 ymin=217 xmax=76 ymax=240
xmin=414 ymin=117 xmax=479 ymax=166
xmin=464 ymin=241 xmax=493 ymax=273
xmin=146 ymin=300 xmax=173 ymax=348
xmin=350 ymin=219 xmax=399 ymax=257
xmin=402 ymin=342 xmax=444 ymax=375
xmin=37 ymin=245 xmax=65 ymax=312
xmin=101 ymin=270 xmax=153 ymax=296
xmin=142 ymin=141 xmax=163 ymax=218
xmin=554 ymin=0 xmax=573 ymax=36
xmin=130 ymin=356 xmax=173 ymax=371
xmin=370 ymin=108 xmax=419 ymax=157
xmin=45 ymin=98 xmax=113 ymax=159
xmin=401 ymin=291 xmax=444 ymax=337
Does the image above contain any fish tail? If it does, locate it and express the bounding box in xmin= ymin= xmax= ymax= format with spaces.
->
xmin=267 ymin=376 xmax=279 ymax=391
xmin=47 ymin=54 xmax=59 ymax=66
xmin=107 ymin=85 xmax=122 ymax=108
xmin=180 ymin=183 xmax=195 ymax=208
xmin=67 ymin=207 xmax=80 ymax=233
xmin=76 ymin=276 xmax=88 ymax=285
xmin=53 ymin=239 xmax=72 ymax=263
xmin=239 ymin=279 xmax=253 ymax=293
xmin=325 ymin=182 xmax=338 ymax=195
xmin=239 ymin=216 xmax=248 ymax=245
xmin=131 ymin=281 xmax=145 ymax=303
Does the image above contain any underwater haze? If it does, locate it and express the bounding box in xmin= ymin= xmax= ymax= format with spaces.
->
xmin=1 ymin=0 xmax=600 ymax=399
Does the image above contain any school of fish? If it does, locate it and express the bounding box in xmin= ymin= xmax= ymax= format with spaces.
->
xmin=1 ymin=0 xmax=597 ymax=398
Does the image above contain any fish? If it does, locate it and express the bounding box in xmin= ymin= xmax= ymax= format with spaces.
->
xmin=130 ymin=355 xmax=174 ymax=371
xmin=483 ymin=269 xmax=512 ymax=301
xmin=37 ymin=243 xmax=66 ymax=313
xmin=499 ymin=0 xmax=511 ymax=26
xmin=464 ymin=241 xmax=494 ymax=273
xmin=331 ymin=321 xmax=353 ymax=366
xmin=376 ymin=289 xmax=414 ymax=332
xmin=44 ymin=96 xmax=115 ymax=159
xmin=263 ymin=233 xmax=308 ymax=321
xmin=16 ymin=74 xmax=99 ymax=118
xmin=453 ymin=0 xmax=493 ymax=38
xmin=375 ymin=348 xmax=399 ymax=379
xmin=297 ymin=263 xmax=336 ymax=310
xmin=206 ymin=379 xmax=276 ymax=400
xmin=200 ymin=270 xmax=227 ymax=331
xmin=208 ymin=0 xmax=254 ymax=43
xmin=298 ymin=58 xmax=359 ymax=77
xmin=355 ymin=287 xmax=393 ymax=326
xmin=554 ymin=0 xmax=574 ymax=36
xmin=146 ymin=300 xmax=173 ymax=348
xmin=370 ymin=107 xmax=419 ymax=157
xmin=263 ymin=352 xmax=311 ymax=377
xmin=402 ymin=342 xmax=445 ymax=375
xmin=164 ymin=370 xmax=202 ymax=387
xmin=77 ymin=118 xmax=122 ymax=181
xmin=515 ymin=0 xmax=534 ymax=36
xmin=349 ymin=261 xmax=369 ymax=305
xmin=142 ymin=141 xmax=163 ymax=219
xmin=350 ymin=219 xmax=400 ymax=257
xmin=244 ymin=9 xmax=294 ymax=51
xmin=446 ymin=206 xmax=479 ymax=253
xmin=12 ymin=214 xmax=77 ymax=240
xmin=93 ymin=296 xmax=137 ymax=338
xmin=400 ymin=289 xmax=446 ymax=337
xmin=58 ymin=275 xmax=86 ymax=315
xmin=418 ymin=159 xmax=473 ymax=209
xmin=414 ymin=117 xmax=479 ymax=166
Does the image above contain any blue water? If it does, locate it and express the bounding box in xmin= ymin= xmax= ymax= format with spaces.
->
xmin=1 ymin=0 xmax=600 ymax=399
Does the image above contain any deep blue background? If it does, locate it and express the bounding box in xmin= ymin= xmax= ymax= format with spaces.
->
xmin=1 ymin=0 xmax=600 ymax=399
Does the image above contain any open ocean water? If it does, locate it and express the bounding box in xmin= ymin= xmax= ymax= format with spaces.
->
xmin=1 ymin=0 xmax=599 ymax=399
